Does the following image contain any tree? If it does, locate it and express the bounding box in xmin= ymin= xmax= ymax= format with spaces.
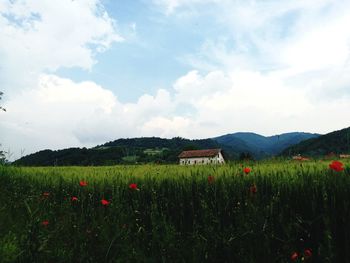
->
xmin=0 ymin=146 xmax=6 ymax=164
xmin=239 ymin=152 xmax=254 ymax=161
xmin=0 ymin=92 xmax=6 ymax=164
xmin=0 ymin=91 xmax=5 ymax=112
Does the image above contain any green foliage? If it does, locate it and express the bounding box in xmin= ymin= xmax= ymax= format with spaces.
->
xmin=0 ymin=91 xmax=6 ymax=112
xmin=239 ymin=152 xmax=254 ymax=161
xmin=282 ymin=127 xmax=350 ymax=157
xmin=215 ymin=132 xmax=319 ymax=159
xmin=0 ymin=232 xmax=21 ymax=262
xmin=0 ymin=149 xmax=6 ymax=164
xmin=0 ymin=160 xmax=350 ymax=262
xmin=13 ymin=131 xmax=327 ymax=166
xmin=14 ymin=137 xmax=231 ymax=166
xmin=0 ymin=92 xmax=7 ymax=164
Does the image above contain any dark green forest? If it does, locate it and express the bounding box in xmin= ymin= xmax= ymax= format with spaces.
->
xmin=14 ymin=137 xmax=236 ymax=166
xmin=282 ymin=127 xmax=350 ymax=156
xmin=13 ymin=128 xmax=350 ymax=166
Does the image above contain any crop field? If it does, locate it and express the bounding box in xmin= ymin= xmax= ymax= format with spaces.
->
xmin=0 ymin=160 xmax=349 ymax=263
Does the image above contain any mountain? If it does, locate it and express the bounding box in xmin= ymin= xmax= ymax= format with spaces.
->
xmin=14 ymin=137 xmax=236 ymax=166
xmin=281 ymin=127 xmax=350 ymax=157
xmin=214 ymin=132 xmax=320 ymax=159
xmin=13 ymin=132 xmax=321 ymax=166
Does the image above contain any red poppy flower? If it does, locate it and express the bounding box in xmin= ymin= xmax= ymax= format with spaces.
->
xmin=101 ymin=199 xmax=110 ymax=206
xmin=208 ymin=175 xmax=215 ymax=184
xmin=42 ymin=220 xmax=49 ymax=227
xmin=129 ymin=183 xmax=138 ymax=190
xmin=329 ymin=161 xmax=344 ymax=172
xmin=291 ymin=252 xmax=298 ymax=261
xmin=244 ymin=167 xmax=251 ymax=174
xmin=71 ymin=196 xmax=78 ymax=202
xmin=304 ymin=248 xmax=312 ymax=258
xmin=249 ymin=184 xmax=257 ymax=194
xmin=79 ymin=181 xmax=88 ymax=187
xmin=42 ymin=192 xmax=50 ymax=197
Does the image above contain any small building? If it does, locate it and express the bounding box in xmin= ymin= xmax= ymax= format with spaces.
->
xmin=292 ymin=154 xmax=309 ymax=161
xmin=178 ymin=149 xmax=225 ymax=165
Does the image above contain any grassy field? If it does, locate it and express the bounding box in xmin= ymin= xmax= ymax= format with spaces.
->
xmin=0 ymin=160 xmax=349 ymax=262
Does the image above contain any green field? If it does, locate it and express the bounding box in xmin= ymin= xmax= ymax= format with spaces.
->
xmin=0 ymin=160 xmax=349 ymax=262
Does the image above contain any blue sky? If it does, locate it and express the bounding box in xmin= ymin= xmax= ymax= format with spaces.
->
xmin=57 ymin=0 xmax=222 ymax=101
xmin=0 ymin=0 xmax=350 ymax=160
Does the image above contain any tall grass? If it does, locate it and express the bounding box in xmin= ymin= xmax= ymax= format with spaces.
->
xmin=0 ymin=160 xmax=349 ymax=262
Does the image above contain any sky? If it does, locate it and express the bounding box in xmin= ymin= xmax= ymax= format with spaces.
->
xmin=0 ymin=0 xmax=350 ymax=160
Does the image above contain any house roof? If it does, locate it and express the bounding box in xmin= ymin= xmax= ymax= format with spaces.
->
xmin=178 ymin=149 xmax=222 ymax=158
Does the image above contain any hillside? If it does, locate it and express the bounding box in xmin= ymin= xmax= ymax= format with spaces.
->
xmin=282 ymin=127 xmax=350 ymax=157
xmin=214 ymin=132 xmax=319 ymax=159
xmin=13 ymin=131 xmax=320 ymax=166
xmin=14 ymin=137 xmax=237 ymax=166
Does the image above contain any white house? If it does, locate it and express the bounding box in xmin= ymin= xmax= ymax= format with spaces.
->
xmin=178 ymin=149 xmax=225 ymax=165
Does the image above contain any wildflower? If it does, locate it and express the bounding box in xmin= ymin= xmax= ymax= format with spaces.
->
xmin=101 ymin=199 xmax=110 ymax=206
xmin=71 ymin=196 xmax=78 ymax=202
xmin=208 ymin=175 xmax=215 ymax=184
xmin=79 ymin=181 xmax=88 ymax=187
xmin=329 ymin=161 xmax=344 ymax=172
xmin=249 ymin=184 xmax=257 ymax=194
xmin=129 ymin=183 xmax=139 ymax=190
xmin=244 ymin=167 xmax=251 ymax=174
xmin=42 ymin=192 xmax=50 ymax=198
xmin=304 ymin=248 xmax=312 ymax=258
xmin=291 ymin=252 xmax=298 ymax=261
xmin=42 ymin=220 xmax=49 ymax=227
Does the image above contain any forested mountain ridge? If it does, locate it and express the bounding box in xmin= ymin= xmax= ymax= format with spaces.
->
xmin=281 ymin=127 xmax=350 ymax=156
xmin=14 ymin=137 xmax=235 ymax=166
xmin=214 ymin=132 xmax=319 ymax=159
xmin=14 ymin=131 xmax=321 ymax=166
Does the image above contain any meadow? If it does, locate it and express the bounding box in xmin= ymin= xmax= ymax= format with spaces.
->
xmin=0 ymin=160 xmax=349 ymax=263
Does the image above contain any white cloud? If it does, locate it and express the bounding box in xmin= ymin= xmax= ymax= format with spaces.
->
xmin=0 ymin=0 xmax=122 ymax=95
xmin=160 ymin=0 xmax=350 ymax=128
xmin=0 ymin=74 xmax=177 ymax=159
xmin=153 ymin=0 xmax=217 ymax=15
xmin=0 ymin=0 xmax=124 ymax=158
xmin=173 ymin=70 xmax=231 ymax=104
xmin=1 ymin=67 xmax=350 ymax=160
xmin=141 ymin=116 xmax=191 ymax=138
xmin=173 ymin=69 xmax=350 ymax=137
xmin=178 ymin=0 xmax=350 ymax=73
xmin=282 ymin=19 xmax=350 ymax=74
xmin=1 ymin=0 xmax=350 ymax=161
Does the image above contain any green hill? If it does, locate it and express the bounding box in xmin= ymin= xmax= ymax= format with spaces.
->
xmin=281 ymin=127 xmax=350 ymax=157
xmin=214 ymin=132 xmax=319 ymax=159
xmin=14 ymin=137 xmax=236 ymax=166
xmin=13 ymin=131 xmax=324 ymax=166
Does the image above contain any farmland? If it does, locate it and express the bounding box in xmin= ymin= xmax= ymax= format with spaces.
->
xmin=0 ymin=160 xmax=349 ymax=262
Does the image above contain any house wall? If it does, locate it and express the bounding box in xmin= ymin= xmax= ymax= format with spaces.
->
xmin=217 ymin=152 xmax=225 ymax=163
xmin=179 ymin=152 xmax=225 ymax=165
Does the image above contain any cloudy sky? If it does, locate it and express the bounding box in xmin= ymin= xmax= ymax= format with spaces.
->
xmin=1 ymin=0 xmax=350 ymax=160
